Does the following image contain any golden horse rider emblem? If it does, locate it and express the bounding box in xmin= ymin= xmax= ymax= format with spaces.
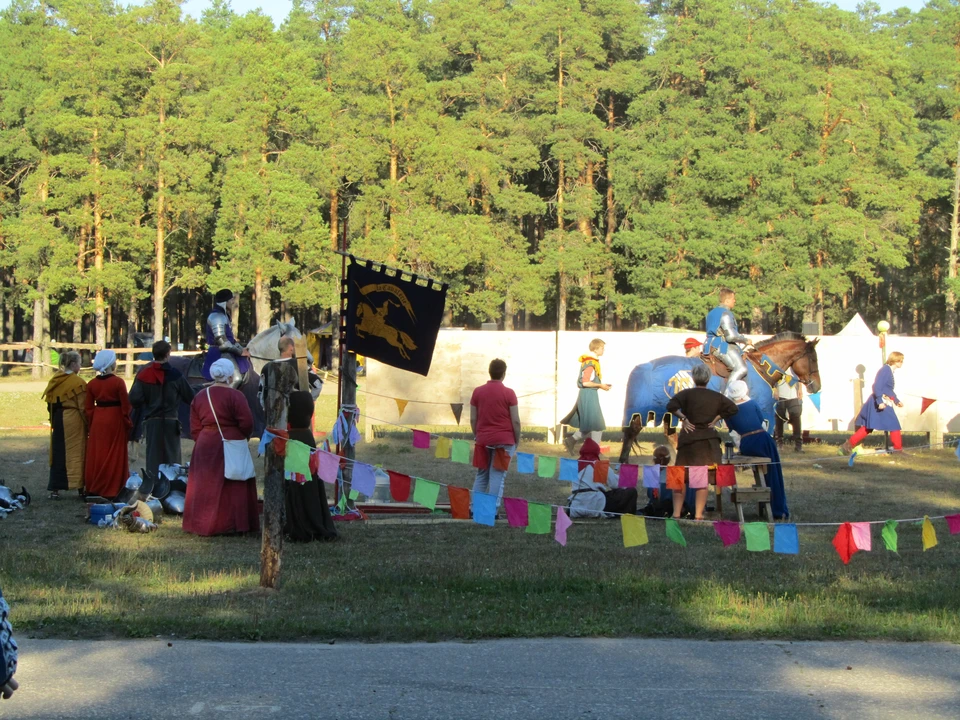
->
xmin=354 ymin=281 xmax=419 ymax=360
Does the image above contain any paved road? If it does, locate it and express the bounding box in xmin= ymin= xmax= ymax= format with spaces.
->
xmin=9 ymin=638 xmax=960 ymax=719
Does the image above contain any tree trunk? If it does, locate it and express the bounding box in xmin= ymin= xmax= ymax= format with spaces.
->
xmin=947 ymin=141 xmax=960 ymax=336
xmin=604 ymin=93 xmax=616 ymax=331
xmin=254 ymin=267 xmax=272 ymax=333
xmin=126 ymin=297 xmax=138 ymax=379
xmin=329 ymin=187 xmax=339 ymax=251
xmin=32 ymin=293 xmax=49 ymax=378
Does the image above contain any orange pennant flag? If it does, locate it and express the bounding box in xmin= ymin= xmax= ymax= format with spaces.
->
xmin=448 ymin=486 xmax=471 ymax=519
xmin=594 ymin=460 xmax=609 ymax=485
xmin=666 ymin=466 xmax=686 ymax=491
xmin=395 ymin=398 xmax=408 ymax=418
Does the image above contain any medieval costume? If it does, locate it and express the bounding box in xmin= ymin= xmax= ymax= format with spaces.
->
xmin=845 ymin=356 xmax=905 ymax=453
xmin=666 ymin=386 xmax=738 ymax=466
xmin=84 ymin=350 xmax=132 ymax=499
xmin=129 ymin=358 xmax=195 ymax=496
xmin=42 ymin=369 xmax=87 ymax=495
xmin=567 ymin=438 xmax=637 ymax=518
xmin=284 ymin=391 xmax=337 ymax=542
xmin=705 ymin=304 xmax=749 ymax=394
xmin=257 ymin=358 xmax=323 ymax=409
xmin=561 ymin=353 xmax=606 ymax=446
xmin=202 ymin=289 xmax=251 ymax=382
xmin=726 ymin=381 xmax=789 ymax=520
xmin=183 ymin=359 xmax=259 ymax=537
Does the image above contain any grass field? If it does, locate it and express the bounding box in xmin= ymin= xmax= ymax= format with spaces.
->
xmin=2 ymin=385 xmax=960 ymax=643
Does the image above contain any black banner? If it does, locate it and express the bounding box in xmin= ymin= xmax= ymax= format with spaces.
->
xmin=345 ymin=257 xmax=447 ymax=376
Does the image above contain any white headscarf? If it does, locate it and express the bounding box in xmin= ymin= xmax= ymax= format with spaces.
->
xmin=210 ymin=359 xmax=236 ymax=384
xmin=92 ymin=349 xmax=117 ymax=375
xmin=727 ymin=380 xmax=749 ymax=402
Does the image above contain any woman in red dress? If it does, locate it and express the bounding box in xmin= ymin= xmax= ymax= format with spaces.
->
xmin=183 ymin=359 xmax=259 ymax=536
xmin=84 ymin=350 xmax=132 ymax=499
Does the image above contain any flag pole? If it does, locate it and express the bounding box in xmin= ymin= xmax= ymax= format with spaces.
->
xmin=337 ymin=219 xmax=358 ymax=512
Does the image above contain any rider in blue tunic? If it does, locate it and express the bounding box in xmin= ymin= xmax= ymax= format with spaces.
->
xmin=705 ymin=287 xmax=752 ymax=397
xmin=202 ymin=289 xmax=252 ymax=382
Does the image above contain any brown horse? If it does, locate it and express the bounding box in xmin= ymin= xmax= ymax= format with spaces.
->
xmin=618 ymin=332 xmax=822 ymax=463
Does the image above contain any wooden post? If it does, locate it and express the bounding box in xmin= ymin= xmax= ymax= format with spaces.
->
xmin=341 ymin=350 xmax=357 ymax=509
xmin=293 ymin=336 xmax=309 ymax=389
xmin=260 ymin=359 xmax=298 ymax=589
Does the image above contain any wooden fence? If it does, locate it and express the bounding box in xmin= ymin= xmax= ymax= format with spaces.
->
xmin=0 ymin=342 xmax=200 ymax=379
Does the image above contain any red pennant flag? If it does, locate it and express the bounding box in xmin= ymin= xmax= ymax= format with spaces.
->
xmin=920 ymin=398 xmax=936 ymax=415
xmin=594 ymin=460 xmax=610 ymax=485
xmin=715 ymin=464 xmax=736 ymax=487
xmin=472 ymin=443 xmax=489 ymax=469
xmin=493 ymin=448 xmax=511 ymax=472
xmin=388 ymin=471 xmax=411 ymax=502
xmin=448 ymin=486 xmax=471 ymax=519
xmin=832 ymin=522 xmax=858 ymax=565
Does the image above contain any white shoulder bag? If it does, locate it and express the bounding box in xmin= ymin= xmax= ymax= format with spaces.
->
xmin=206 ymin=388 xmax=256 ymax=481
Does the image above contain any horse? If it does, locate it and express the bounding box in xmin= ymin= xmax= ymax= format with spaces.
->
xmin=618 ymin=332 xmax=821 ymax=463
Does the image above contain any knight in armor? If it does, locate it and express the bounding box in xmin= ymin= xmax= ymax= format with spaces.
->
xmin=704 ymin=287 xmax=753 ymax=396
xmin=202 ymin=289 xmax=252 ymax=382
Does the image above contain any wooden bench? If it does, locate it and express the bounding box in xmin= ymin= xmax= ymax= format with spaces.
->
xmin=712 ymin=455 xmax=772 ymax=522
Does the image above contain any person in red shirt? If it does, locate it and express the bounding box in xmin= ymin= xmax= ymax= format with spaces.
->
xmin=470 ymin=359 xmax=521 ymax=508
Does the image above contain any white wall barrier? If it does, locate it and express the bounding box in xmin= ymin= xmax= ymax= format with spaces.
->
xmin=365 ymin=330 xmax=960 ymax=443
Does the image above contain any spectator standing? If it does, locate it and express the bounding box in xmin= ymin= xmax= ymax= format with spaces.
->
xmin=470 ymin=359 xmax=520 ymax=509
xmin=775 ymin=370 xmax=803 ymax=452
xmin=257 ymin=337 xmax=323 ymax=409
xmin=284 ymin=391 xmax=338 ymax=542
xmin=129 ymin=341 xmax=195 ymax=498
xmin=41 ymin=351 xmax=87 ymax=500
xmin=84 ymin=350 xmax=133 ymax=499
xmin=183 ymin=359 xmax=259 ymax=536
xmin=562 ymin=338 xmax=611 ymax=454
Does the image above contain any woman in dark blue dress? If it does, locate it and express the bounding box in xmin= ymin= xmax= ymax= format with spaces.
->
xmin=842 ymin=352 xmax=904 ymax=454
xmin=725 ymin=380 xmax=790 ymax=520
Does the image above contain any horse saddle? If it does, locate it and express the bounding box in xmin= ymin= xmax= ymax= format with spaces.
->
xmin=697 ymin=351 xmax=761 ymax=379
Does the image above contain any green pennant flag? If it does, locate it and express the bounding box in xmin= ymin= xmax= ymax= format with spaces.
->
xmin=881 ymin=520 xmax=898 ymax=552
xmin=537 ymin=455 xmax=558 ymax=478
xmin=743 ymin=523 xmax=771 ymax=552
xmin=451 ymin=439 xmax=472 ymax=464
xmin=348 ymin=489 xmax=360 ymax=501
xmin=526 ymin=503 xmax=552 ymax=534
xmin=412 ymin=478 xmax=440 ymax=510
xmin=336 ymin=493 xmax=348 ymax=514
xmin=665 ymin=518 xmax=687 ymax=547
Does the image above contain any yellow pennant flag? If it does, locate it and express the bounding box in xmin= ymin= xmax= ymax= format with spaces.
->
xmin=434 ymin=436 xmax=452 ymax=460
xmin=395 ymin=398 xmax=408 ymax=418
xmin=621 ymin=514 xmax=648 ymax=548
xmin=922 ymin=516 xmax=938 ymax=551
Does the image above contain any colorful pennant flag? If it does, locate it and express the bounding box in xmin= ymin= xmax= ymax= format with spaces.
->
xmin=448 ymin=486 xmax=471 ymax=519
xmin=713 ymin=521 xmax=741 ymax=547
xmin=832 ymin=522 xmax=858 ymax=564
xmin=351 ymin=462 xmax=376 ymax=497
xmin=537 ymin=455 xmax=557 ymax=479
xmin=773 ymin=524 xmax=800 ymax=555
xmin=559 ymin=458 xmax=579 ymax=482
xmin=920 ymin=397 xmax=936 ymax=415
xmin=284 ymin=440 xmax=312 ymax=483
xmin=395 ymin=398 xmax=408 ymax=418
xmin=955 ymin=440 xmax=960 ymax=461
xmin=922 ymin=516 xmax=938 ymax=551
xmin=744 ymin=523 xmax=771 ymax=552
xmin=257 ymin=429 xmax=277 ymax=457
xmin=848 ymin=446 xmax=859 ymax=466
xmin=450 ymin=403 xmax=464 ymax=425
xmin=665 ymin=518 xmax=687 ymax=546
xmin=472 ymin=443 xmax=489 ymax=469
xmin=504 ymin=498 xmax=528 ymax=528
xmin=451 ymin=439 xmax=472 ymax=464
xmin=493 ymin=448 xmax=511 ymax=472
xmin=715 ymin=464 xmax=736 ymax=487
xmin=316 ymin=450 xmax=339 ymax=484
xmin=348 ymin=489 xmax=360 ymax=501
xmin=666 ymin=466 xmax=685 ymax=491
xmin=412 ymin=478 xmax=440 ymax=510
xmin=412 ymin=430 xmax=431 ymax=449
xmin=434 ymin=436 xmax=452 ymax=459
xmin=555 ymin=507 xmax=572 ymax=546
xmin=594 ymin=460 xmax=609 ymax=485
xmin=526 ymin=503 xmax=551 ymax=534
xmin=808 ymin=392 xmax=821 ymax=412
xmin=388 ymin=471 xmax=411 ymax=502
xmin=621 ymin=515 xmax=648 ymax=547
xmin=516 ymin=452 xmax=536 ymax=474
xmin=640 ymin=465 xmax=660 ymax=490
xmin=851 ymin=522 xmax=872 ymax=552
xmin=472 ymin=492 xmax=497 ymax=527
xmin=945 ymin=514 xmax=960 ymax=535
xmin=619 ymin=463 xmax=639 ymax=489
xmin=688 ymin=466 xmax=709 ymax=489
xmin=881 ymin=520 xmax=899 ymax=552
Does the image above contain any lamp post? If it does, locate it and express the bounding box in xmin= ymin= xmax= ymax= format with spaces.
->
xmin=877 ymin=320 xmax=890 ymax=450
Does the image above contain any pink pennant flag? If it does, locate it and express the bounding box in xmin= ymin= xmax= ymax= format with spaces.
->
xmin=688 ymin=466 xmax=709 ymax=489
xmin=555 ymin=506 xmax=573 ymax=546
xmin=504 ymin=498 xmax=529 ymax=528
xmin=851 ymin=522 xmax=872 ymax=552
xmin=618 ymin=463 xmax=639 ymax=489
xmin=713 ymin=521 xmax=741 ymax=547
xmin=412 ymin=430 xmax=431 ymax=449
xmin=317 ymin=450 xmax=339 ymax=484
xmin=945 ymin=514 xmax=960 ymax=535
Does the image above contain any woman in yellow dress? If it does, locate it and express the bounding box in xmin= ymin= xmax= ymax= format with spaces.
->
xmin=41 ymin=351 xmax=88 ymax=499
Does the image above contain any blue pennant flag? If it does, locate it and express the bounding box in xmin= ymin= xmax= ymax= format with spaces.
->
xmin=808 ymin=392 xmax=821 ymax=412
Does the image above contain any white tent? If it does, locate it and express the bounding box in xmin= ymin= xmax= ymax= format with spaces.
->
xmin=836 ymin=313 xmax=875 ymax=338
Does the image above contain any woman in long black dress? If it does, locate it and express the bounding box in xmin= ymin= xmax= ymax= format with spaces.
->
xmin=285 ymin=392 xmax=338 ymax=542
